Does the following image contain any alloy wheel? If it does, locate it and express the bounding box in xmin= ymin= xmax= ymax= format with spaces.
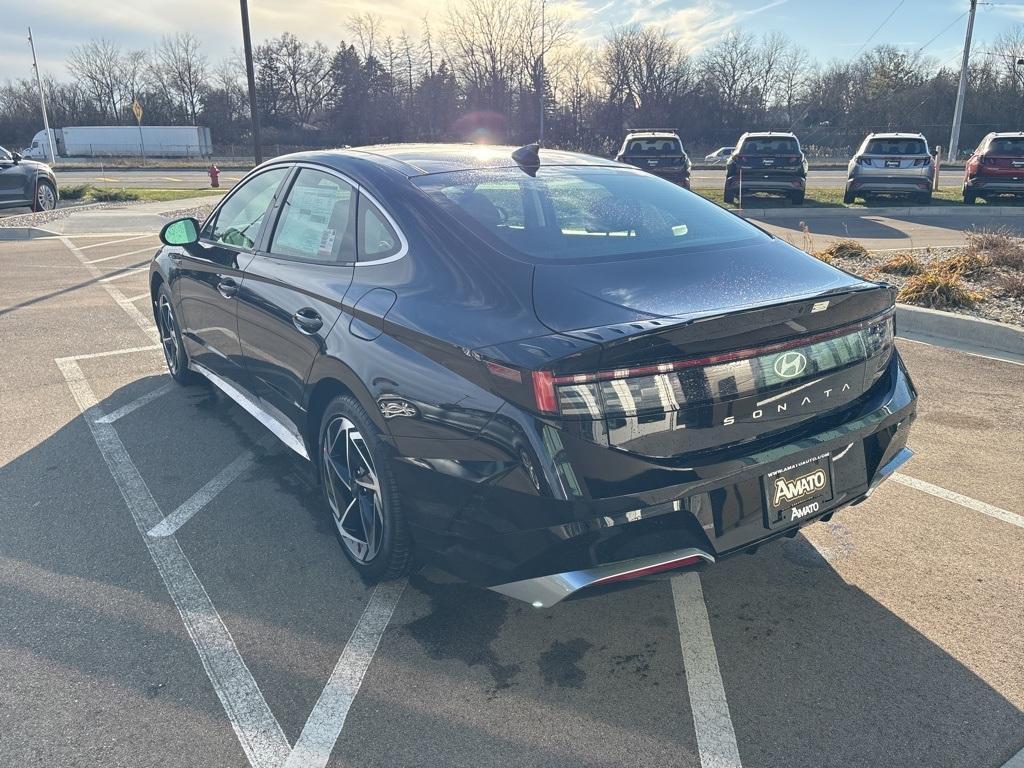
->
xmin=158 ymin=295 xmax=180 ymax=375
xmin=36 ymin=183 xmax=56 ymax=211
xmin=322 ymin=416 xmax=384 ymax=563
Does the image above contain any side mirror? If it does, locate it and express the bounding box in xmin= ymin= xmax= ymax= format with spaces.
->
xmin=160 ymin=217 xmax=200 ymax=246
xmin=10 ymin=151 xmax=21 ymax=163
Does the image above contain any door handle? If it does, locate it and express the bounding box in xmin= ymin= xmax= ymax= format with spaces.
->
xmin=217 ymin=276 xmax=238 ymax=299
xmin=292 ymin=307 xmax=323 ymax=334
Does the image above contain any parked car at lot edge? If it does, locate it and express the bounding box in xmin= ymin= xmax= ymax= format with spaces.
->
xmin=0 ymin=146 xmax=58 ymax=212
xmin=704 ymin=146 xmax=734 ymax=164
xmin=845 ymin=133 xmax=934 ymax=204
xmin=615 ymin=129 xmax=691 ymax=187
xmin=963 ymin=131 xmax=1024 ymax=204
xmin=725 ymin=132 xmax=807 ymax=205
xmin=150 ymin=143 xmax=917 ymax=607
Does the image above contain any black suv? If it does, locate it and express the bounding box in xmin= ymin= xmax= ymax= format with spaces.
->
xmin=725 ymin=132 xmax=807 ymax=205
xmin=615 ymin=130 xmax=691 ymax=188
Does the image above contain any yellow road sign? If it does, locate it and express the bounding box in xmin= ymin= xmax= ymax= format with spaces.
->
xmin=131 ymin=100 xmax=143 ymax=123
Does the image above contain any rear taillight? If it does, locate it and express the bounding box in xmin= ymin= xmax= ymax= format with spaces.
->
xmin=858 ymin=157 xmax=872 ymax=166
xmin=528 ymin=311 xmax=895 ymax=418
xmin=913 ymin=157 xmax=931 ymax=167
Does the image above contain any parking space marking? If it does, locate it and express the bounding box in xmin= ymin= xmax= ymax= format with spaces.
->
xmin=99 ymin=266 xmax=149 ymax=282
xmin=1003 ymin=747 xmax=1024 ymax=768
xmin=148 ymin=449 xmax=256 ymax=538
xmin=77 ymin=234 xmax=155 ymax=250
xmin=57 ymin=356 xmax=292 ymax=768
xmin=58 ymin=344 xmax=160 ymax=362
xmin=892 ymin=473 xmax=1024 ymax=529
xmin=671 ymin=573 xmax=743 ymax=768
xmin=283 ymin=580 xmax=406 ymax=768
xmin=125 ymin=292 xmax=151 ymax=302
xmin=83 ymin=246 xmax=157 ymax=265
xmin=62 ymin=237 xmax=159 ymax=344
xmin=96 ymin=381 xmax=175 ymax=425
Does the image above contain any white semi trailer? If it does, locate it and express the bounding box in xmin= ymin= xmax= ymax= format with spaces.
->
xmin=22 ymin=126 xmax=213 ymax=160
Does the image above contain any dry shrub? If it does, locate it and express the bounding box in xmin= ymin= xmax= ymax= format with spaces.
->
xmin=817 ymin=239 xmax=869 ymax=261
xmin=897 ymin=270 xmax=983 ymax=309
xmin=965 ymin=227 xmax=1024 ymax=268
xmin=879 ymin=252 xmax=925 ymax=275
xmin=935 ymin=251 xmax=988 ymax=279
xmin=997 ymin=272 xmax=1024 ymax=298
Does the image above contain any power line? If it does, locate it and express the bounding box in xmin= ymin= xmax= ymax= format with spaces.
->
xmin=913 ymin=11 xmax=969 ymax=58
xmin=852 ymin=0 xmax=907 ymax=59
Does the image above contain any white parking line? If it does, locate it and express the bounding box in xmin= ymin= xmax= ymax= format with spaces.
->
xmin=57 ymin=357 xmax=292 ymax=768
xmin=62 ymin=237 xmax=159 ymax=344
xmin=671 ymin=573 xmax=743 ymax=768
xmin=99 ymin=266 xmax=149 ymax=282
xmin=126 ymin=292 xmax=151 ymax=302
xmin=83 ymin=246 xmax=157 ymax=264
xmin=96 ymin=381 xmax=175 ymax=424
xmin=891 ymin=473 xmax=1024 ymax=529
xmin=77 ymin=233 xmax=155 ymax=250
xmin=283 ymin=580 xmax=406 ymax=768
xmin=57 ymin=344 xmax=160 ymax=362
xmin=148 ymin=450 xmax=256 ymax=538
xmin=1002 ymin=746 xmax=1024 ymax=768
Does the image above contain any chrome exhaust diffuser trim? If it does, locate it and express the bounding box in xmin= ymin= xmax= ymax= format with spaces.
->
xmin=489 ymin=547 xmax=715 ymax=608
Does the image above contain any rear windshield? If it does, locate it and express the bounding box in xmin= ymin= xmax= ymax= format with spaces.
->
xmin=624 ymin=137 xmax=683 ymax=155
xmin=738 ymin=137 xmax=799 ymax=154
xmin=864 ymin=138 xmax=928 ymax=155
xmin=988 ymin=137 xmax=1024 ymax=155
xmin=413 ymin=165 xmax=767 ymax=263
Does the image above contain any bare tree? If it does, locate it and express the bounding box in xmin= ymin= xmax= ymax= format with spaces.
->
xmin=348 ymin=12 xmax=383 ymax=62
xmin=67 ymin=39 xmax=140 ymax=122
xmin=150 ymin=33 xmax=208 ymax=124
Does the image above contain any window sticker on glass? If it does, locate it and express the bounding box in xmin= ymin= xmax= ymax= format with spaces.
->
xmin=272 ymin=171 xmax=354 ymax=262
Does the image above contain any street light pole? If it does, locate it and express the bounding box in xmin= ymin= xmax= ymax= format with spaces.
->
xmin=239 ymin=0 xmax=263 ymax=165
xmin=27 ymin=27 xmax=55 ymax=165
xmin=538 ymin=0 xmax=545 ymax=144
xmin=947 ymin=0 xmax=978 ymax=163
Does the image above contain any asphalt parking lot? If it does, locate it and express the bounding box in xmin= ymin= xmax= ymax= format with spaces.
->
xmin=1 ymin=226 xmax=1022 ymax=768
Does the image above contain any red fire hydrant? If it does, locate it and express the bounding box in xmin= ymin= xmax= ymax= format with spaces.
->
xmin=207 ymin=164 xmax=220 ymax=188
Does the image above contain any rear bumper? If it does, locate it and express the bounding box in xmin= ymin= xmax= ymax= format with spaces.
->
xmin=393 ymin=353 xmax=916 ymax=603
xmin=964 ymin=177 xmax=1024 ymax=193
xmin=725 ymin=175 xmax=805 ymax=193
xmin=848 ymin=175 xmax=931 ymax=193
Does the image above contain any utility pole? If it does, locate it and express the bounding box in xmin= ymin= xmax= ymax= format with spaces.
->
xmin=947 ymin=0 xmax=978 ymax=163
xmin=239 ymin=0 xmax=263 ymax=165
xmin=538 ymin=0 xmax=545 ymax=144
xmin=27 ymin=28 xmax=55 ymax=165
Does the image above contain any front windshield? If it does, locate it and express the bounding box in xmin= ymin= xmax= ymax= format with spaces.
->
xmin=414 ymin=165 xmax=767 ymax=262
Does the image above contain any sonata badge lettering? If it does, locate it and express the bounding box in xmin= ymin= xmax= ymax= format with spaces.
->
xmin=773 ymin=351 xmax=808 ymax=379
xmin=772 ymin=467 xmax=827 ymax=507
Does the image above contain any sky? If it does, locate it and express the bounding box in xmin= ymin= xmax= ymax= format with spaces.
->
xmin=2 ymin=0 xmax=1022 ymax=82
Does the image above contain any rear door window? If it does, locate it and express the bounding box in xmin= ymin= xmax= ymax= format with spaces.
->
xmin=269 ymin=168 xmax=356 ymax=263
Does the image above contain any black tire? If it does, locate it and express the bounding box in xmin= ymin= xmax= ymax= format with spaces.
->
xmin=32 ymin=179 xmax=56 ymax=212
xmin=843 ymin=188 xmax=855 ymax=205
xmin=963 ymin=190 xmax=977 ymax=205
xmin=915 ymin=192 xmax=932 ymax=205
xmin=155 ymin=283 xmax=198 ymax=385
xmin=318 ymin=394 xmax=412 ymax=581
xmin=790 ymin=190 xmax=805 ymax=205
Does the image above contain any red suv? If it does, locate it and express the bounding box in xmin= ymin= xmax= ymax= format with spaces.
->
xmin=963 ymin=132 xmax=1024 ymax=204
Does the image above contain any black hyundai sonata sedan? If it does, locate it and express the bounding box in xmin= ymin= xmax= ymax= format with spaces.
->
xmin=150 ymin=143 xmax=917 ymax=607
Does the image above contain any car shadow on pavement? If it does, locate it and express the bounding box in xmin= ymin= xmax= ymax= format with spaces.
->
xmin=1 ymin=376 xmax=1021 ymax=768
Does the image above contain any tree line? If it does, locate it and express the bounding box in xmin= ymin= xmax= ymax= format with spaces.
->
xmin=2 ymin=1 xmax=1024 ymax=158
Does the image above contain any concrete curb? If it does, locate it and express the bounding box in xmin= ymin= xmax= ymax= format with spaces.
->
xmin=0 ymin=227 xmax=59 ymax=241
xmin=896 ymin=304 xmax=1024 ymax=361
xmin=742 ymin=204 xmax=1024 ymax=221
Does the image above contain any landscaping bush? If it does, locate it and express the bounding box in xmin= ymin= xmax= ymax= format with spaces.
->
xmin=897 ymin=270 xmax=983 ymax=309
xmin=88 ymin=188 xmax=140 ymax=203
xmin=879 ymin=252 xmax=924 ymax=275
xmin=816 ymin=239 xmax=868 ymax=261
xmin=997 ymin=272 xmax=1024 ymax=298
xmin=935 ymin=251 xmax=988 ymax=279
xmin=59 ymin=184 xmax=92 ymax=200
xmin=965 ymin=228 xmax=1024 ymax=268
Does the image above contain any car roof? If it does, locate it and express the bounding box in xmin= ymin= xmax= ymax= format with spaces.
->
xmin=624 ymin=131 xmax=679 ymax=138
xmin=277 ymin=143 xmax=616 ymax=177
xmin=863 ymin=132 xmax=926 ymax=140
xmin=986 ymin=131 xmax=1024 ymax=138
xmin=738 ymin=132 xmax=798 ymax=140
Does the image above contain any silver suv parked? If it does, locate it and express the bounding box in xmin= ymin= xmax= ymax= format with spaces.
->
xmin=845 ymin=133 xmax=935 ymax=204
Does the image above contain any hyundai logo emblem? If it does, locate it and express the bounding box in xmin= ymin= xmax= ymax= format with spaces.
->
xmin=773 ymin=351 xmax=808 ymax=379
